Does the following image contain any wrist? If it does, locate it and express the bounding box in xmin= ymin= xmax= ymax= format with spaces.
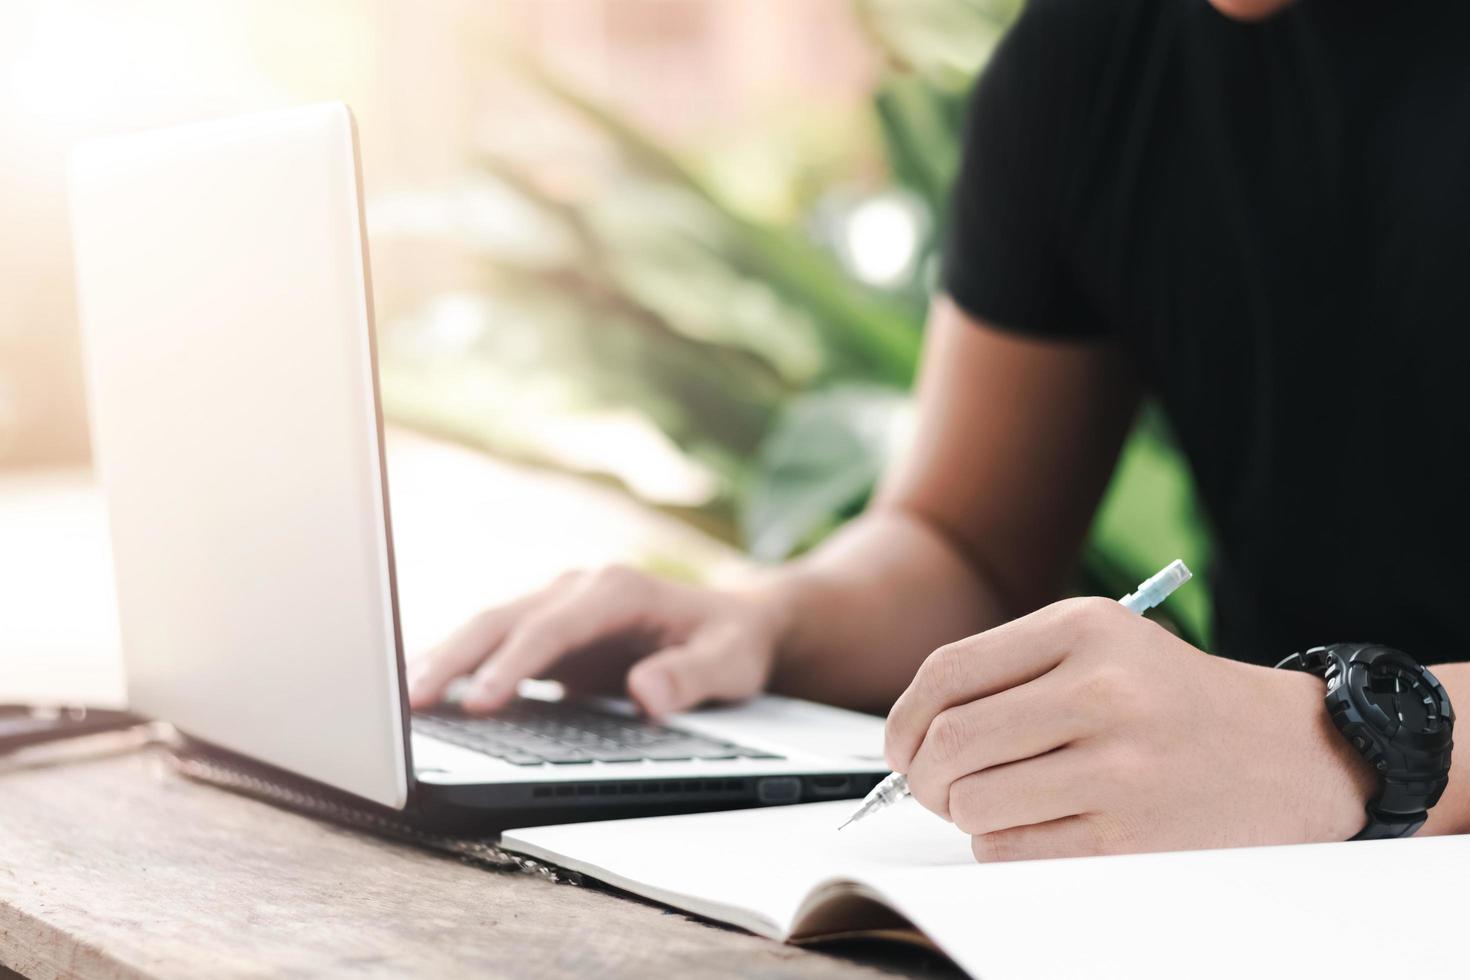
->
xmin=730 ymin=566 xmax=798 ymax=637
xmin=1276 ymin=644 xmax=1458 ymax=841
xmin=734 ymin=570 xmax=818 ymax=691
xmin=1423 ymin=663 xmax=1470 ymax=835
xmin=1276 ymin=668 xmax=1380 ymax=842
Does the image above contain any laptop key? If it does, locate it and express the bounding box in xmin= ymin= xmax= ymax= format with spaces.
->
xmin=641 ymin=747 xmax=693 ymax=761
xmin=583 ymin=748 xmax=646 ymax=763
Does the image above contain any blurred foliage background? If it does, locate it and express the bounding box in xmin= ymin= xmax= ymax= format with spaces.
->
xmin=372 ymin=0 xmax=1214 ymax=645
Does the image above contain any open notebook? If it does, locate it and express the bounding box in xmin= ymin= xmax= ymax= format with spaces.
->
xmin=504 ymin=799 xmax=1470 ymax=979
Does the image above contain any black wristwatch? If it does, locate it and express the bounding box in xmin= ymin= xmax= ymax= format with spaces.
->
xmin=1276 ymin=643 xmax=1454 ymax=840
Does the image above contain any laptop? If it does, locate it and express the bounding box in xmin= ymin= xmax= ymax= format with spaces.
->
xmin=68 ymin=103 xmax=888 ymax=829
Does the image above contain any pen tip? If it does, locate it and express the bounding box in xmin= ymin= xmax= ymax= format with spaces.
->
xmin=837 ymin=817 xmax=854 ymax=831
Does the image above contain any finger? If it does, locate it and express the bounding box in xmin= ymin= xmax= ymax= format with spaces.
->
xmin=970 ymin=814 xmax=1122 ymax=863
xmin=461 ymin=569 xmax=676 ymax=712
xmin=946 ymin=747 xmax=1096 ymax=836
xmin=885 ymin=597 xmax=1125 ymax=771
xmin=627 ymin=629 xmax=764 ymax=719
xmin=904 ymin=668 xmax=1085 ymax=818
xmin=406 ymin=583 xmax=562 ymax=708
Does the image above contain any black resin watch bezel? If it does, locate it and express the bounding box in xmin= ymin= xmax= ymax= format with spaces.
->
xmin=1276 ymin=642 xmax=1454 ymax=841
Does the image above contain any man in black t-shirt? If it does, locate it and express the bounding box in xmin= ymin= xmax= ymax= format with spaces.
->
xmin=410 ymin=0 xmax=1469 ymax=859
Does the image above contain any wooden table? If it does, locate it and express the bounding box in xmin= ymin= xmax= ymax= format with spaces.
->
xmin=0 ymin=433 xmax=953 ymax=979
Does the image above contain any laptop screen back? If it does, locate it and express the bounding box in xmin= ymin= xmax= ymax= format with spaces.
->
xmin=70 ymin=104 xmax=410 ymax=808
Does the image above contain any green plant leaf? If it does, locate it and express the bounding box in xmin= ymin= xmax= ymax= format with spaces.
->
xmin=744 ymin=385 xmax=912 ymax=561
xmin=872 ymin=76 xmax=963 ymax=216
xmin=507 ymin=59 xmax=923 ymax=386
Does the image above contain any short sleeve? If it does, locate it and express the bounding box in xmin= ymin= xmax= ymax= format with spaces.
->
xmin=941 ymin=0 xmax=1108 ymax=340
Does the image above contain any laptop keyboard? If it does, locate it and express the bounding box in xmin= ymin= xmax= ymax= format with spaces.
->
xmin=413 ymin=699 xmax=784 ymax=766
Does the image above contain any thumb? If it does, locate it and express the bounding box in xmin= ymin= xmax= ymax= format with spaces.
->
xmin=627 ymin=637 xmax=766 ymax=719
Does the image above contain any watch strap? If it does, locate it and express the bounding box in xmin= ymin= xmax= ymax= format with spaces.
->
xmin=1273 ymin=648 xmax=1329 ymax=674
xmin=1350 ymin=806 xmax=1425 ymax=841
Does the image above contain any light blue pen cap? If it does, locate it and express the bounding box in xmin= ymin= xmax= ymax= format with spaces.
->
xmin=1118 ymin=559 xmax=1192 ymax=615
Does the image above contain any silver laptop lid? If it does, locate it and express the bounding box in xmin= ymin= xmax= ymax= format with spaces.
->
xmin=70 ymin=104 xmax=410 ymax=808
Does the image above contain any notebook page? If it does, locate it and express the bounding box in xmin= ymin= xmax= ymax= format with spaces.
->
xmin=845 ymin=832 xmax=1470 ymax=980
xmin=502 ymin=798 xmax=972 ymax=938
xmin=508 ymin=801 xmax=1470 ymax=977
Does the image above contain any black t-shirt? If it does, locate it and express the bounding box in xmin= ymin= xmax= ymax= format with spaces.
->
xmin=943 ymin=0 xmax=1470 ymax=667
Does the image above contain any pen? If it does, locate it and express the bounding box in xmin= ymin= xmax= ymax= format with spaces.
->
xmin=838 ymin=559 xmax=1193 ymax=830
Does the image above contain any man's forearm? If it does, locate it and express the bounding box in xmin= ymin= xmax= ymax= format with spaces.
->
xmin=755 ymin=507 xmax=1012 ymax=714
xmin=1422 ymin=662 xmax=1470 ymax=835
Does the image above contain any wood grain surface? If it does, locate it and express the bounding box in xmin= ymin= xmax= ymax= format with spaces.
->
xmin=0 ymin=737 xmax=957 ymax=979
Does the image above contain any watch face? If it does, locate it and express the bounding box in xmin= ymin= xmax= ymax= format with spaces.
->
xmin=1361 ymin=660 xmax=1445 ymax=735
